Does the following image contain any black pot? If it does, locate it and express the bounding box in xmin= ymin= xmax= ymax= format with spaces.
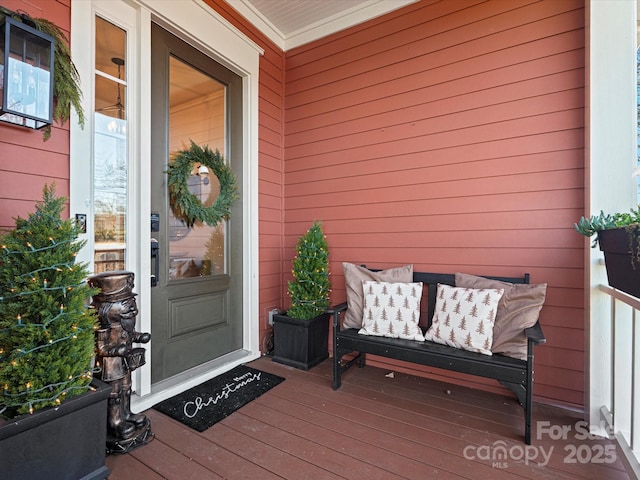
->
xmin=0 ymin=380 xmax=111 ymax=480
xmin=272 ymin=312 xmax=329 ymax=370
xmin=598 ymin=227 xmax=640 ymax=298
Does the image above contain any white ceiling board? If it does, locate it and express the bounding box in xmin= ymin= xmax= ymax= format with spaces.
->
xmin=224 ymin=0 xmax=418 ymax=50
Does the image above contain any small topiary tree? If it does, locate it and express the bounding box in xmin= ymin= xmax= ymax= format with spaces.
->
xmin=286 ymin=221 xmax=330 ymax=320
xmin=0 ymin=184 xmax=97 ymax=418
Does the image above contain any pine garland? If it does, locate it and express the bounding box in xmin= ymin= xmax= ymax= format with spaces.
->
xmin=287 ymin=221 xmax=331 ymax=320
xmin=0 ymin=184 xmax=98 ymax=418
xmin=167 ymin=141 xmax=239 ymax=227
xmin=31 ymin=17 xmax=85 ymax=140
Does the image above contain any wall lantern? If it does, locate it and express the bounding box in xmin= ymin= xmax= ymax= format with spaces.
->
xmin=0 ymin=15 xmax=55 ymax=130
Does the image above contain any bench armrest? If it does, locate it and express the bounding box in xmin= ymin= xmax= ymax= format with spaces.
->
xmin=326 ymin=302 xmax=347 ymax=315
xmin=326 ymin=302 xmax=348 ymax=331
xmin=525 ymin=321 xmax=546 ymax=345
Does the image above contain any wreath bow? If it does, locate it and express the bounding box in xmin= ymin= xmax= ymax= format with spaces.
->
xmin=167 ymin=141 xmax=239 ymax=227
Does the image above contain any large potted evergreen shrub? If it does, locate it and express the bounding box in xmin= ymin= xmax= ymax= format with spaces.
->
xmin=0 ymin=185 xmax=110 ymax=480
xmin=272 ymin=221 xmax=331 ymax=370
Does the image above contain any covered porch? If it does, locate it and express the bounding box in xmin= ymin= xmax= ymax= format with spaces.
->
xmin=0 ymin=0 xmax=638 ymax=478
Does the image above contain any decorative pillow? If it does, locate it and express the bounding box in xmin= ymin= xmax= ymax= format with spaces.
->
xmin=342 ymin=263 xmax=413 ymax=329
xmin=358 ymin=281 xmax=424 ymax=341
xmin=455 ymin=272 xmax=547 ymax=360
xmin=424 ymin=284 xmax=503 ymax=355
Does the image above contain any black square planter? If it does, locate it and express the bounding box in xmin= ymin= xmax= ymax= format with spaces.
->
xmin=599 ymin=227 xmax=640 ymax=298
xmin=0 ymin=379 xmax=111 ymax=480
xmin=272 ymin=312 xmax=329 ymax=370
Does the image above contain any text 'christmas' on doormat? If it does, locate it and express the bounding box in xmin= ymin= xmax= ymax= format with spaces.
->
xmin=153 ymin=364 xmax=285 ymax=432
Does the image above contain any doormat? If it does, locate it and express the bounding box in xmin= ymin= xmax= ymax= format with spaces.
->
xmin=153 ymin=364 xmax=284 ymax=432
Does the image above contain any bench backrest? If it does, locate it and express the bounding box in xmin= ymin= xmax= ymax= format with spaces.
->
xmin=412 ymin=271 xmax=530 ymax=330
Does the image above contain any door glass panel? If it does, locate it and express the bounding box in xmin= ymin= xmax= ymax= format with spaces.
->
xmin=93 ymin=17 xmax=127 ymax=273
xmin=168 ymin=56 xmax=227 ymax=281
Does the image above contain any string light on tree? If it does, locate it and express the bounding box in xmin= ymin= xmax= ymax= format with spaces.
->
xmin=0 ymin=184 xmax=99 ymax=418
xmin=287 ymin=221 xmax=331 ymax=320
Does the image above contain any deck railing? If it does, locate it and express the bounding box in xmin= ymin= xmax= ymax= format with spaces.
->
xmin=600 ymin=284 xmax=640 ymax=478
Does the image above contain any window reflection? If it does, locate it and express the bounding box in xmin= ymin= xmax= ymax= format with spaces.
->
xmin=168 ymin=55 xmax=227 ymax=281
xmin=94 ymin=17 xmax=127 ymax=273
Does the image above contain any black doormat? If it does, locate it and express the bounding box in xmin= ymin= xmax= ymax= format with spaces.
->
xmin=153 ymin=364 xmax=284 ymax=432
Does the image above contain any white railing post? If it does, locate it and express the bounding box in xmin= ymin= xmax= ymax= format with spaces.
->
xmin=599 ymin=285 xmax=640 ymax=478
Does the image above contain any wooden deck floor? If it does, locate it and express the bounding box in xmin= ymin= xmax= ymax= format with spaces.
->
xmin=106 ymin=356 xmax=631 ymax=479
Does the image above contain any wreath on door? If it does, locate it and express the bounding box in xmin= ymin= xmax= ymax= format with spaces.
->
xmin=167 ymin=141 xmax=239 ymax=227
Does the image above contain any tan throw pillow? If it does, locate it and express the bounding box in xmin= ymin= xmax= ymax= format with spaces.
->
xmin=424 ymin=284 xmax=503 ymax=355
xmin=342 ymin=263 xmax=413 ymax=329
xmin=455 ymin=272 xmax=547 ymax=360
xmin=358 ymin=281 xmax=424 ymax=341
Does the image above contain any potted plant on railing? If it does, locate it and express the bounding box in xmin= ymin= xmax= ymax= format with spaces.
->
xmin=0 ymin=185 xmax=110 ymax=480
xmin=272 ymin=221 xmax=331 ymax=370
xmin=574 ymin=206 xmax=640 ymax=298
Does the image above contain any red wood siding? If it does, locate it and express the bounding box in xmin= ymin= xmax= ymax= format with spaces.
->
xmin=283 ymin=0 xmax=585 ymax=408
xmin=0 ymin=0 xmax=72 ymax=229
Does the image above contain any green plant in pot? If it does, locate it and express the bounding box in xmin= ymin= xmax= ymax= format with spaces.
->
xmin=286 ymin=221 xmax=331 ymax=320
xmin=272 ymin=221 xmax=331 ymax=370
xmin=0 ymin=185 xmax=110 ymax=480
xmin=574 ymin=206 xmax=640 ymax=298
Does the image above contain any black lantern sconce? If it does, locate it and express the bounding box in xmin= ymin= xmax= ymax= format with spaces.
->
xmin=0 ymin=15 xmax=55 ymax=129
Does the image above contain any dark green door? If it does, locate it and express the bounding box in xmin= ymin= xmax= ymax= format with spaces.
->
xmin=150 ymin=24 xmax=243 ymax=384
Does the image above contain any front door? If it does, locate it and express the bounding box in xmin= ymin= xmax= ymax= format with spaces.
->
xmin=150 ymin=24 xmax=243 ymax=384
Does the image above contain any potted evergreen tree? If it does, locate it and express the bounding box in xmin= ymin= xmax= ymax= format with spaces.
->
xmin=272 ymin=221 xmax=331 ymax=370
xmin=574 ymin=206 xmax=640 ymax=298
xmin=0 ymin=185 xmax=110 ymax=480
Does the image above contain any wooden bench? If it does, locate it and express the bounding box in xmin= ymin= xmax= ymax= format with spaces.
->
xmin=328 ymin=271 xmax=546 ymax=444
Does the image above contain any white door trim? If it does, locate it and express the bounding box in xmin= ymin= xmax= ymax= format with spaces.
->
xmin=71 ymin=0 xmax=262 ymax=410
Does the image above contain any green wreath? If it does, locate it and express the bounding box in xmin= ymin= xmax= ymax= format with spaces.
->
xmin=167 ymin=141 xmax=239 ymax=227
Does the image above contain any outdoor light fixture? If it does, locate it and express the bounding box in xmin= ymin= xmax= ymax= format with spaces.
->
xmin=197 ymin=164 xmax=210 ymax=185
xmin=0 ymin=15 xmax=55 ymax=129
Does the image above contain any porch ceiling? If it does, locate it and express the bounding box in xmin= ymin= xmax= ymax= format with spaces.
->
xmin=223 ymin=0 xmax=418 ymax=50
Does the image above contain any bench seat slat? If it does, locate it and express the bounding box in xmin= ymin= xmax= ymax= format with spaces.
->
xmin=337 ymin=328 xmax=526 ymax=385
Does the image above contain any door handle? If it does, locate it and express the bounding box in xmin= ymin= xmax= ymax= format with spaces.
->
xmin=151 ymin=238 xmax=159 ymax=287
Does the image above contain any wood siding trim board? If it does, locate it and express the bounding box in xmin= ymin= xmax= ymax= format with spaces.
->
xmin=283 ymin=0 xmax=585 ymax=408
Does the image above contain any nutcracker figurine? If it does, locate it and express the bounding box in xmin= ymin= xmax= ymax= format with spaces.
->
xmin=88 ymin=270 xmax=152 ymax=454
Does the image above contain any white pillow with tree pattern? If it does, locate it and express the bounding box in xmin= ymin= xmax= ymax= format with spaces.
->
xmin=424 ymin=284 xmax=503 ymax=355
xmin=358 ymin=281 xmax=424 ymax=341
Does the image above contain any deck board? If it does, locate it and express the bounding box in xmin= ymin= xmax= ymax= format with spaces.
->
xmin=106 ymin=356 xmax=630 ymax=480
xmin=224 ymin=408 xmax=411 ymax=480
xmin=145 ymin=410 xmax=282 ymax=480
